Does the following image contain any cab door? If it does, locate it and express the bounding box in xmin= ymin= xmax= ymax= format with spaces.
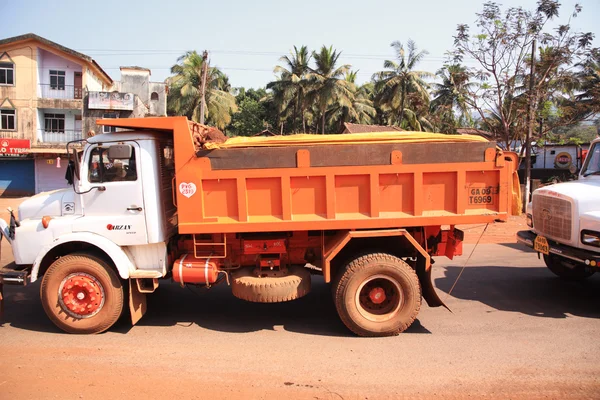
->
xmin=73 ymin=142 xmax=148 ymax=245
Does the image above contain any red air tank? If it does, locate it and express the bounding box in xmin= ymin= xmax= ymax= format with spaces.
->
xmin=172 ymin=255 xmax=220 ymax=285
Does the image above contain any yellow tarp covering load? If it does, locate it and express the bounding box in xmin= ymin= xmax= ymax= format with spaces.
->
xmin=203 ymin=131 xmax=489 ymax=149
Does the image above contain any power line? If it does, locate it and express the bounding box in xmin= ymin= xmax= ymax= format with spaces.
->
xmin=74 ymin=48 xmax=473 ymax=62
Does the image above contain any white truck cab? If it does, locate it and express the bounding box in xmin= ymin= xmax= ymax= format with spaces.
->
xmin=517 ymin=137 xmax=600 ymax=279
xmin=0 ymin=131 xmax=176 ymax=333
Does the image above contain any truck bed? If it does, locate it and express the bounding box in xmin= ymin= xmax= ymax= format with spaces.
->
xmin=182 ymin=141 xmax=517 ymax=234
xmin=98 ymin=117 xmax=520 ymax=235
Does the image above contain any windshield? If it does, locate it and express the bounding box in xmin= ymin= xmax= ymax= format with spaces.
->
xmin=582 ymin=142 xmax=600 ymax=177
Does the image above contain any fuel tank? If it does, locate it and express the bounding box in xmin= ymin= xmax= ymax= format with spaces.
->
xmin=172 ymin=255 xmax=219 ymax=285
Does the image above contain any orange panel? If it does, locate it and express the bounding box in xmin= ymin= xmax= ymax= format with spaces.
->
xmin=335 ymin=175 xmax=370 ymax=215
xmin=203 ymin=179 xmax=238 ymax=218
xmin=246 ymin=177 xmax=283 ymax=218
xmin=423 ymin=172 xmax=457 ymax=214
xmin=291 ymin=176 xmax=326 ymax=217
xmin=465 ymin=170 xmax=501 ymax=212
xmin=379 ymin=173 xmax=414 ymax=214
xmin=96 ymin=117 xmax=519 ymax=234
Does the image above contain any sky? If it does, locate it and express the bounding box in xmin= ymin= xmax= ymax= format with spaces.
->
xmin=1 ymin=0 xmax=599 ymax=89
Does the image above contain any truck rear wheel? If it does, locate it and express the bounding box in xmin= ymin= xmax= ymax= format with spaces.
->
xmin=40 ymin=254 xmax=124 ymax=334
xmin=333 ymin=253 xmax=421 ymax=337
xmin=543 ymin=254 xmax=595 ymax=281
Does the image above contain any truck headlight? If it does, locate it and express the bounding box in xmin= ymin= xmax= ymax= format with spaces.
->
xmin=581 ymin=230 xmax=600 ymax=247
xmin=527 ymin=214 xmax=533 ymax=228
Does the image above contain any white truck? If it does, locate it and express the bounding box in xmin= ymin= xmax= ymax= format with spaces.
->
xmin=517 ymin=137 xmax=600 ymax=279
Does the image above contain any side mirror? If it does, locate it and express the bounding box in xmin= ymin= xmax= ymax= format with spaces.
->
xmin=108 ymin=144 xmax=132 ymax=160
xmin=65 ymin=148 xmax=80 ymax=185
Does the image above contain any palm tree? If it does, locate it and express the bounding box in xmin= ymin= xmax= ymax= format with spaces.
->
xmin=431 ymin=64 xmax=475 ymax=131
xmin=372 ymin=39 xmax=433 ymax=129
xmin=328 ymin=71 xmax=376 ymax=132
xmin=167 ymin=51 xmax=238 ymax=129
xmin=307 ymin=46 xmax=353 ymax=134
xmin=268 ymin=46 xmax=312 ymax=133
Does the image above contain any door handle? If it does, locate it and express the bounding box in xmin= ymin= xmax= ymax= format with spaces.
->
xmin=127 ymin=206 xmax=143 ymax=211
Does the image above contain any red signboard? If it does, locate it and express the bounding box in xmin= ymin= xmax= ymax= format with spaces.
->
xmin=0 ymin=138 xmax=31 ymax=157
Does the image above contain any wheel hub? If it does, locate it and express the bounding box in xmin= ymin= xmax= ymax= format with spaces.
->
xmin=356 ymin=275 xmax=403 ymax=322
xmin=58 ymin=273 xmax=105 ymax=318
xmin=369 ymin=287 xmax=386 ymax=304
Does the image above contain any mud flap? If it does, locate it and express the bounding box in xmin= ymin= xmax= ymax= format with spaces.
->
xmin=416 ymin=255 xmax=450 ymax=311
xmin=128 ymin=279 xmax=147 ymax=326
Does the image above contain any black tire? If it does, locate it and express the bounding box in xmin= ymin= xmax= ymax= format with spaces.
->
xmin=40 ymin=253 xmax=124 ymax=334
xmin=231 ymin=266 xmax=311 ymax=303
xmin=333 ymin=253 xmax=421 ymax=337
xmin=543 ymin=254 xmax=595 ymax=281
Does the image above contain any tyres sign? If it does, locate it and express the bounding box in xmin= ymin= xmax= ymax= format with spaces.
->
xmin=0 ymin=138 xmax=30 ymax=157
xmin=554 ymin=152 xmax=572 ymax=169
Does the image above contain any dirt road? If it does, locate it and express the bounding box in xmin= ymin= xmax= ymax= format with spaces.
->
xmin=0 ymin=199 xmax=599 ymax=399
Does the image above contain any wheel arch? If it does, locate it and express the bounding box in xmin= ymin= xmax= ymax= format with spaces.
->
xmin=31 ymin=233 xmax=134 ymax=283
xmin=324 ymin=229 xmax=447 ymax=309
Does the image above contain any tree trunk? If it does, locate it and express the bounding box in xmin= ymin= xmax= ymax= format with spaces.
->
xmin=293 ymin=99 xmax=298 ymax=134
xmin=398 ymin=89 xmax=406 ymax=128
xmin=322 ymin=112 xmax=326 ymax=134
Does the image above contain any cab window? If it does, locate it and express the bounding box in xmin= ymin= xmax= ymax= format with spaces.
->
xmin=88 ymin=146 xmax=137 ymax=183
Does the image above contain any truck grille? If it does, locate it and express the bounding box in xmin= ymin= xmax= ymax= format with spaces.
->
xmin=532 ymin=194 xmax=572 ymax=241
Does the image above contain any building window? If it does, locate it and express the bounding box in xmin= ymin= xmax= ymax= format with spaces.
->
xmin=103 ymin=113 xmax=118 ymax=133
xmin=49 ymin=70 xmax=65 ymax=90
xmin=0 ymin=109 xmax=16 ymax=130
xmin=0 ymin=62 xmax=14 ymax=85
xmin=151 ymin=92 xmax=159 ymax=101
xmin=44 ymin=113 xmax=65 ymax=132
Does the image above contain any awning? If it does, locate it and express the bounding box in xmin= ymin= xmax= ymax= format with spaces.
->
xmin=26 ymin=148 xmax=70 ymax=154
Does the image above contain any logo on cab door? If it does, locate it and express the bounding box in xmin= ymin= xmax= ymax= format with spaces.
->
xmin=107 ymin=224 xmax=131 ymax=231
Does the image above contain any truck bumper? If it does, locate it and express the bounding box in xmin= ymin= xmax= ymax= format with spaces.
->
xmin=0 ymin=262 xmax=31 ymax=286
xmin=517 ymin=230 xmax=600 ymax=266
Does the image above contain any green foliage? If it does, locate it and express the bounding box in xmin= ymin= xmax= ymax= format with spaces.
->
xmin=165 ymin=2 xmax=597 ymax=138
xmin=431 ymin=64 xmax=475 ymax=133
xmin=545 ymin=124 xmax=599 ymax=145
xmin=167 ymin=51 xmax=238 ymax=130
xmin=308 ymin=46 xmax=354 ymax=134
xmin=229 ymin=88 xmax=277 ymax=136
xmin=372 ymin=39 xmax=433 ymax=131
xmin=451 ymin=1 xmax=598 ymax=149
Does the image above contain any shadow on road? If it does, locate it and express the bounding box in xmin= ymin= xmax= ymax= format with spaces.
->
xmin=436 ymin=265 xmax=600 ymax=319
xmin=499 ymin=242 xmax=536 ymax=252
xmin=0 ymin=277 xmax=431 ymax=336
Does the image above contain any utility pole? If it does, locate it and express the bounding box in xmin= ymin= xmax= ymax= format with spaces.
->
xmin=524 ymin=39 xmax=536 ymax=211
xmin=199 ymin=50 xmax=209 ymax=125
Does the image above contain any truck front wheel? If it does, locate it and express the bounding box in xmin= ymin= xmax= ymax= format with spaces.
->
xmin=543 ymin=254 xmax=595 ymax=281
xmin=333 ymin=253 xmax=421 ymax=337
xmin=40 ymin=254 xmax=124 ymax=334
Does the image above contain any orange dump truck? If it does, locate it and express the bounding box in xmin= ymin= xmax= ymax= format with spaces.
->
xmin=0 ymin=117 xmax=519 ymax=336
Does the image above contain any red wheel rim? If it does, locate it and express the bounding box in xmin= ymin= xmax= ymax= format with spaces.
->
xmin=369 ymin=287 xmax=386 ymax=304
xmin=58 ymin=273 xmax=105 ymax=319
xmin=356 ymin=275 xmax=403 ymax=322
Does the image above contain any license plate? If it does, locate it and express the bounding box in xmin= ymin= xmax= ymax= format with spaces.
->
xmin=534 ymin=235 xmax=550 ymax=255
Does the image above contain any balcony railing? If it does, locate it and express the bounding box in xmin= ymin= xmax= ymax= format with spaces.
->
xmin=39 ymin=129 xmax=83 ymax=144
xmin=39 ymin=84 xmax=83 ymax=100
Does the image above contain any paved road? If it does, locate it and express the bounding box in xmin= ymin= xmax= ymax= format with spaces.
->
xmin=1 ymin=234 xmax=599 ymax=399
